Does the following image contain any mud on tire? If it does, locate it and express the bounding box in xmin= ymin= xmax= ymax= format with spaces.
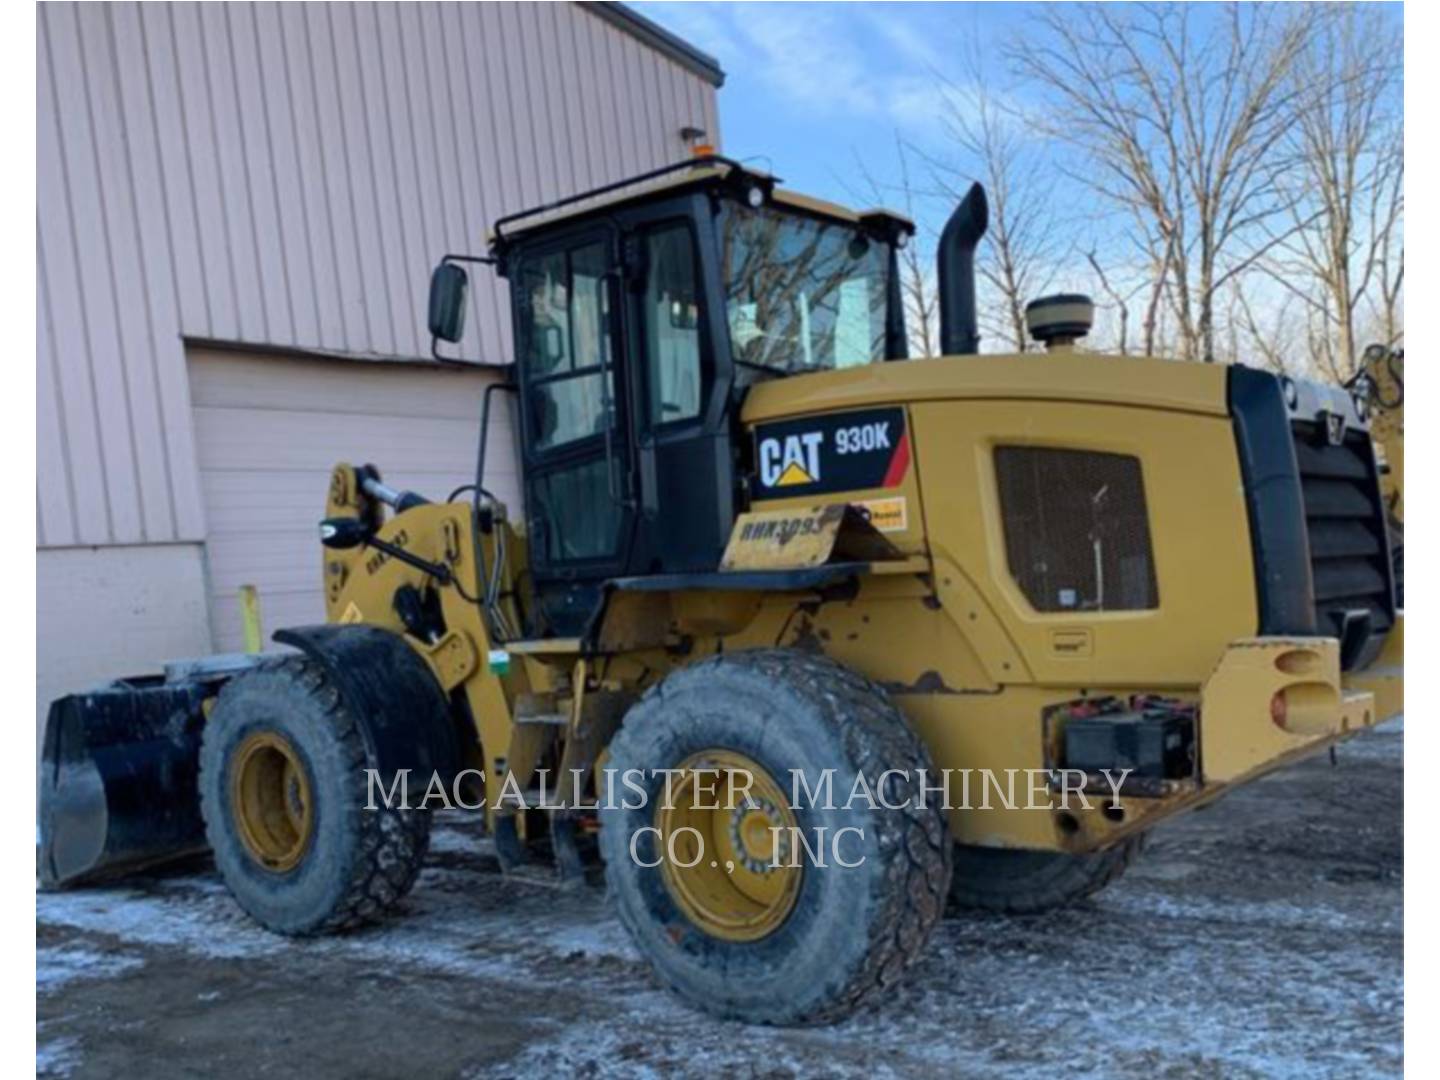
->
xmin=199 ymin=656 xmax=430 ymax=935
xmin=600 ymin=649 xmax=951 ymax=1026
xmin=947 ymin=835 xmax=1144 ymax=915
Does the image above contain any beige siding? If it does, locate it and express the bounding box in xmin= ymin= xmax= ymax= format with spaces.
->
xmin=37 ymin=1 xmax=719 ymax=548
xmin=37 ymin=544 xmax=214 ymax=746
xmin=188 ymin=347 xmax=521 ymax=652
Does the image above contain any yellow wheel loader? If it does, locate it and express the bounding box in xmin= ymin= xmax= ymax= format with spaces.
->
xmin=39 ymin=157 xmax=1404 ymax=1025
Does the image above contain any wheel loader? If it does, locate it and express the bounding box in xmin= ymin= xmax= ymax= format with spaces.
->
xmin=39 ymin=156 xmax=1404 ymax=1025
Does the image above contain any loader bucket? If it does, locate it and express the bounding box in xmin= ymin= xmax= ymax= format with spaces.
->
xmin=39 ymin=677 xmax=211 ymax=888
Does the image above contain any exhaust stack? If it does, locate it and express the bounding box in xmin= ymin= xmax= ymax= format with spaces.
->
xmin=937 ymin=182 xmax=989 ymax=356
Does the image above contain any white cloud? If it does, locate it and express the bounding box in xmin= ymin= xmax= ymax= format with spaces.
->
xmin=636 ymin=1 xmax=957 ymax=137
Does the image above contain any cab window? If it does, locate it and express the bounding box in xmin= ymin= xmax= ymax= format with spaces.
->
xmin=641 ymin=224 xmax=702 ymax=426
xmin=520 ymin=242 xmax=614 ymax=452
xmin=719 ymin=204 xmax=892 ymax=376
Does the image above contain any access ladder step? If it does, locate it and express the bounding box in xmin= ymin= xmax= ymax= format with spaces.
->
xmin=515 ymin=712 xmax=570 ymax=726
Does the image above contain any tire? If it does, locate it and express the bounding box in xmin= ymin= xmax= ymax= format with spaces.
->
xmin=600 ymin=649 xmax=951 ymax=1026
xmin=947 ymin=834 xmax=1144 ymax=915
xmin=199 ymin=656 xmax=430 ymax=935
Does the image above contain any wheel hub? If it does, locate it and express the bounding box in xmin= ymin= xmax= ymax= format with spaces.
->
xmin=656 ymin=750 xmax=801 ymax=942
xmin=230 ymin=730 xmax=314 ymax=872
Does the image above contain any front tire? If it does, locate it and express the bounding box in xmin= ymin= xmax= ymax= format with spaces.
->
xmin=199 ymin=656 xmax=430 ymax=935
xmin=600 ymin=650 xmax=950 ymax=1026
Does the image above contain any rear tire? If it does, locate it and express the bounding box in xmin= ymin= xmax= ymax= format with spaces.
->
xmin=600 ymin=649 xmax=951 ymax=1026
xmin=199 ymin=656 xmax=430 ymax=935
xmin=947 ymin=835 xmax=1144 ymax=915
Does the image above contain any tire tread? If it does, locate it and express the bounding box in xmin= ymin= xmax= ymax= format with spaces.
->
xmin=605 ymin=648 xmax=951 ymax=1025
xmin=200 ymin=655 xmax=429 ymax=935
xmin=947 ymin=834 xmax=1144 ymax=915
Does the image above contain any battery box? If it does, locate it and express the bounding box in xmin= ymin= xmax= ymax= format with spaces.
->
xmin=1062 ymin=696 xmax=1196 ymax=780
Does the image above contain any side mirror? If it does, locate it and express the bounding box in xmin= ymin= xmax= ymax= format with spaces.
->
xmin=319 ymin=517 xmax=369 ymax=550
xmin=428 ymin=263 xmax=468 ymax=343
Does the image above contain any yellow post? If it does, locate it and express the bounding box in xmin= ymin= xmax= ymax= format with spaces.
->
xmin=239 ymin=585 xmax=263 ymax=654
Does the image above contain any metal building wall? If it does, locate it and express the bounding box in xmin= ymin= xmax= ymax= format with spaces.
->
xmin=36 ymin=1 xmax=721 ymax=549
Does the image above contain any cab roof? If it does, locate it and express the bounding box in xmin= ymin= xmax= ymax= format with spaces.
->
xmin=488 ymin=155 xmax=914 ymax=248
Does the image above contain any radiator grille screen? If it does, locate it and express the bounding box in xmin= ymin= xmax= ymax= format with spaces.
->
xmin=1289 ymin=420 xmax=1395 ymax=666
xmin=994 ymin=447 xmax=1159 ymax=612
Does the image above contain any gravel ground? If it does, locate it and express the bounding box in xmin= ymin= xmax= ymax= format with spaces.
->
xmin=37 ymin=719 xmax=1402 ymax=1079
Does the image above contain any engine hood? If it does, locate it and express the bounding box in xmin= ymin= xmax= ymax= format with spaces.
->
xmin=740 ymin=352 xmax=1231 ymax=424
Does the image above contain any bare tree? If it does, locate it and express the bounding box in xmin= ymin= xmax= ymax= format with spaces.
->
xmin=1087 ymin=216 xmax=1175 ymax=357
xmin=890 ymin=138 xmax=940 ymax=358
xmin=1230 ymin=279 xmax=1307 ymax=376
xmin=920 ymin=53 xmax=1063 ymax=352
xmin=1261 ymin=4 xmax=1403 ymax=382
xmin=848 ymin=137 xmax=939 ymax=357
xmin=1374 ymin=191 xmax=1404 ymax=350
xmin=1012 ymin=3 xmax=1311 ymax=362
xmin=1083 ymin=247 xmax=1152 ymax=356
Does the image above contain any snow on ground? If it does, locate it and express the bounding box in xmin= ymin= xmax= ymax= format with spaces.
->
xmin=37 ymin=720 xmax=1402 ymax=1078
xmin=37 ymin=945 xmax=145 ymax=995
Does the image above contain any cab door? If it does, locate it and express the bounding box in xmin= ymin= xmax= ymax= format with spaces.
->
xmin=626 ymin=208 xmax=736 ymax=574
xmin=514 ymin=228 xmax=636 ymax=632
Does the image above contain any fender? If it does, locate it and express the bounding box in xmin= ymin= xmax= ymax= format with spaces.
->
xmin=273 ymin=625 xmax=461 ymax=791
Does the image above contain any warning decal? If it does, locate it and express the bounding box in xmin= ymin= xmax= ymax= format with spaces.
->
xmin=752 ymin=407 xmax=909 ymax=500
xmin=855 ymin=496 xmax=908 ymax=533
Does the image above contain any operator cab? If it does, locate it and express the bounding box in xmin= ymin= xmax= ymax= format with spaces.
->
xmin=429 ymin=158 xmax=913 ymax=636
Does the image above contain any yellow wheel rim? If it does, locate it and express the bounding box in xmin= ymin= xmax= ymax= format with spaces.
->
xmin=656 ymin=750 xmax=801 ymax=943
xmin=230 ymin=731 xmax=314 ymax=872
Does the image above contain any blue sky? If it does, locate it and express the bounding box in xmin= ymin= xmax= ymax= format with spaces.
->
xmin=633 ymin=2 xmax=1027 ymax=234
xmin=633 ymin=1 xmax=1403 ymax=244
xmin=632 ymin=1 xmax=1403 ymax=363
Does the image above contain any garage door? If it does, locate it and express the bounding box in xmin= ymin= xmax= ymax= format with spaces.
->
xmin=189 ymin=347 xmax=521 ymax=652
